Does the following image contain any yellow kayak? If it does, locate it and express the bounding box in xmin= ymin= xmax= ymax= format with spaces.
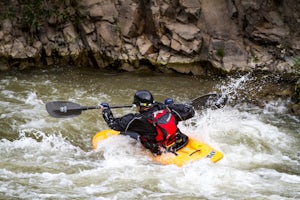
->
xmin=92 ymin=130 xmax=223 ymax=167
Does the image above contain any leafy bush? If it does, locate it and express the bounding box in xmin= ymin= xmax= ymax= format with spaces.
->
xmin=216 ymin=48 xmax=224 ymax=58
xmin=1 ymin=0 xmax=76 ymax=35
xmin=23 ymin=0 xmax=44 ymax=33
xmin=293 ymin=57 xmax=300 ymax=103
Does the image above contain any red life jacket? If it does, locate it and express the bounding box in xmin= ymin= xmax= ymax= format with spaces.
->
xmin=148 ymin=108 xmax=178 ymax=147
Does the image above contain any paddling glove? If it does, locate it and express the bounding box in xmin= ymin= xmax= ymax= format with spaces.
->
xmin=164 ymin=98 xmax=174 ymax=105
xmin=100 ymin=102 xmax=110 ymax=109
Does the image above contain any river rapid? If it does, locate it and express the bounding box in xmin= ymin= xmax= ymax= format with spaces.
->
xmin=0 ymin=66 xmax=299 ymax=200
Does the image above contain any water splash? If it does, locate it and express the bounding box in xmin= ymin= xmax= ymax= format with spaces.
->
xmin=216 ymin=73 xmax=253 ymax=104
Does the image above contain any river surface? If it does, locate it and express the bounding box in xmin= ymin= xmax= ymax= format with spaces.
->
xmin=0 ymin=66 xmax=299 ymax=200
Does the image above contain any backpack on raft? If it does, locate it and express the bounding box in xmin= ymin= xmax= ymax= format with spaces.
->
xmin=148 ymin=108 xmax=178 ymax=147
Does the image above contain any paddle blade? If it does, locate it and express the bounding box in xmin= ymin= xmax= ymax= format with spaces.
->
xmin=46 ymin=101 xmax=83 ymax=118
xmin=191 ymin=93 xmax=228 ymax=110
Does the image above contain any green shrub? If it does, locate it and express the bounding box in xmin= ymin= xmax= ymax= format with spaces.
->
xmin=216 ymin=48 xmax=224 ymax=58
xmin=293 ymin=57 xmax=300 ymax=102
xmin=23 ymin=0 xmax=44 ymax=33
xmin=294 ymin=58 xmax=300 ymax=75
xmin=1 ymin=0 xmax=76 ymax=36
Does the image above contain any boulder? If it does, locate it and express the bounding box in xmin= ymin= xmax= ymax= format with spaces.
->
xmin=89 ymin=3 xmax=117 ymax=22
xmin=136 ymin=35 xmax=153 ymax=55
xmin=96 ymin=21 xmax=121 ymax=47
xmin=63 ymin=23 xmax=78 ymax=43
xmin=165 ymin=22 xmax=200 ymax=41
xmin=118 ymin=1 xmax=139 ymax=37
xmin=11 ymin=39 xmax=26 ymax=59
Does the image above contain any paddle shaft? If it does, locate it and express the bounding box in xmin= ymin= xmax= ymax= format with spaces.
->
xmin=46 ymin=101 xmax=133 ymax=118
xmin=46 ymin=93 xmax=227 ymax=118
xmin=81 ymin=105 xmax=132 ymax=110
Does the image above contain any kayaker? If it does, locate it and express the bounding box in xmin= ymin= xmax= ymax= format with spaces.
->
xmin=99 ymin=90 xmax=195 ymax=155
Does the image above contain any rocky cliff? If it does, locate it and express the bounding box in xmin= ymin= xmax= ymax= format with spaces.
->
xmin=0 ymin=0 xmax=299 ymax=75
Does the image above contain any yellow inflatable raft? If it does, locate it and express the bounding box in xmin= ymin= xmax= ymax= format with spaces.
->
xmin=92 ymin=130 xmax=223 ymax=167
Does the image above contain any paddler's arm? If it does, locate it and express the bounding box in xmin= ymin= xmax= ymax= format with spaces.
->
xmin=102 ymin=108 xmax=140 ymax=140
xmin=102 ymin=108 xmax=117 ymax=128
xmin=100 ymin=103 xmax=136 ymax=132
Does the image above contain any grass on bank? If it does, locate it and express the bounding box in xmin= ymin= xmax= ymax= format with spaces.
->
xmin=293 ymin=57 xmax=300 ymax=103
xmin=1 ymin=0 xmax=76 ymax=36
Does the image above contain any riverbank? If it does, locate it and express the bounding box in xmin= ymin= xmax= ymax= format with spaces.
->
xmin=1 ymin=1 xmax=299 ymax=73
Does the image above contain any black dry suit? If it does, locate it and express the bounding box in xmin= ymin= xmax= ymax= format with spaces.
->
xmin=102 ymin=102 xmax=195 ymax=154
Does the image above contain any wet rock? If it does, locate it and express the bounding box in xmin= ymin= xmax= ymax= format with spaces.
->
xmin=120 ymin=62 xmax=135 ymax=72
xmin=136 ymin=35 xmax=153 ymax=55
xmin=63 ymin=23 xmax=78 ymax=43
xmin=2 ymin=19 xmax=13 ymax=35
xmin=118 ymin=1 xmax=139 ymax=37
xmin=290 ymin=103 xmax=300 ymax=116
xmin=96 ymin=21 xmax=121 ymax=47
xmin=0 ymin=0 xmax=299 ymax=76
xmin=89 ymin=3 xmax=117 ymax=22
xmin=167 ymin=23 xmax=200 ymax=41
xmin=0 ymin=31 xmax=4 ymax=40
xmin=80 ymin=21 xmax=95 ymax=35
xmin=166 ymin=62 xmax=206 ymax=75
xmin=11 ymin=39 xmax=26 ymax=59
xmin=179 ymin=0 xmax=201 ymax=16
xmin=0 ymin=59 xmax=9 ymax=71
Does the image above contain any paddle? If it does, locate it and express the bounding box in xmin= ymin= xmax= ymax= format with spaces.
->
xmin=46 ymin=101 xmax=132 ymax=118
xmin=191 ymin=93 xmax=228 ymax=110
xmin=46 ymin=93 xmax=227 ymax=118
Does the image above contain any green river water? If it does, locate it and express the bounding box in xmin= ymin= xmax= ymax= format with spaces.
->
xmin=0 ymin=66 xmax=299 ymax=200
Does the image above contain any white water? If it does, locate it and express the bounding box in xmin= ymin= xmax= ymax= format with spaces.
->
xmin=0 ymin=67 xmax=299 ymax=199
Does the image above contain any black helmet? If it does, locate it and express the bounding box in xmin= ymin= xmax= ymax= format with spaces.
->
xmin=133 ymin=90 xmax=154 ymax=107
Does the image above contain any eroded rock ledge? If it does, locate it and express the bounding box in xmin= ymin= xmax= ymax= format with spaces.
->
xmin=0 ymin=0 xmax=299 ymax=75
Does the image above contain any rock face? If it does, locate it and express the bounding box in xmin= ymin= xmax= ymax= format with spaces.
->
xmin=0 ymin=0 xmax=299 ymax=74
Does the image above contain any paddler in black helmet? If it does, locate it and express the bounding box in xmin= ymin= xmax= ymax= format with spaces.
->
xmin=100 ymin=90 xmax=195 ymax=155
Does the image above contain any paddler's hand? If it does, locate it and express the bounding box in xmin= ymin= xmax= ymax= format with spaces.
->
xmin=164 ymin=98 xmax=174 ymax=105
xmin=99 ymin=102 xmax=110 ymax=110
